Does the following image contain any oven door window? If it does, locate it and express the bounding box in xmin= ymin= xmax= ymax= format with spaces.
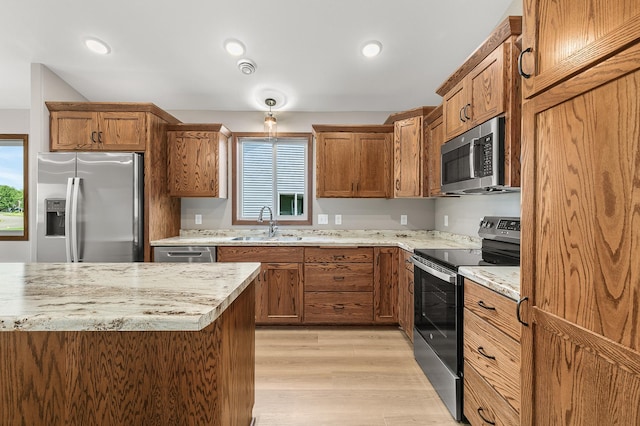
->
xmin=414 ymin=266 xmax=460 ymax=373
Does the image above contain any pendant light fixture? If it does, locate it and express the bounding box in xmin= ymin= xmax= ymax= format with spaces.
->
xmin=264 ymin=98 xmax=277 ymax=140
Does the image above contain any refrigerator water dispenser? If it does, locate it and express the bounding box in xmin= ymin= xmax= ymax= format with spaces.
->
xmin=45 ymin=198 xmax=66 ymax=236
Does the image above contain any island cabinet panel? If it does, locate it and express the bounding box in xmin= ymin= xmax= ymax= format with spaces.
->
xmin=463 ymin=278 xmax=520 ymax=425
xmin=373 ymin=247 xmax=398 ymax=324
xmin=217 ymin=246 xmax=304 ymax=325
xmin=521 ymin=0 xmax=640 ymax=99
xmin=0 ymin=282 xmax=256 ymax=426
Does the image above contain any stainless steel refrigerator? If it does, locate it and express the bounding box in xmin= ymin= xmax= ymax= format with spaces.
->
xmin=36 ymin=152 xmax=144 ymax=262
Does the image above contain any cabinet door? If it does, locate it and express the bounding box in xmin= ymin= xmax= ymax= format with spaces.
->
xmin=256 ymin=263 xmax=303 ymax=324
xmin=520 ymin=47 xmax=640 ymax=425
xmin=316 ymin=133 xmax=357 ymax=197
xmin=373 ymin=247 xmax=398 ymax=323
xmin=167 ymin=131 xmax=221 ymax=197
xmin=97 ymin=112 xmax=146 ymax=151
xmin=50 ymin=110 xmax=96 ymax=150
xmin=393 ymin=117 xmax=422 ymax=198
xmin=521 ymin=0 xmax=640 ymax=98
xmin=425 ymin=114 xmax=444 ymax=196
xmin=442 ymin=79 xmax=469 ymax=141
xmin=467 ymin=45 xmax=505 ymax=127
xmin=356 ymin=133 xmax=391 ymax=198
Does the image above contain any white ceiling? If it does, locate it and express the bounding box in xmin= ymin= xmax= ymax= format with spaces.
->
xmin=1 ymin=0 xmax=517 ymax=112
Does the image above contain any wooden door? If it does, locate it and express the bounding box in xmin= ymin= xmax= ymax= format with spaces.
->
xmin=316 ymin=132 xmax=356 ymax=197
xmin=373 ymin=247 xmax=398 ymax=323
xmin=442 ymin=79 xmax=468 ymax=141
xmin=393 ymin=117 xmax=423 ymax=198
xmin=520 ymin=44 xmax=640 ymax=425
xmin=49 ymin=110 xmax=96 ymax=150
xmin=256 ymin=263 xmax=303 ymax=324
xmin=426 ymin=114 xmax=444 ymax=196
xmin=521 ymin=0 xmax=640 ymax=99
xmin=356 ymin=133 xmax=391 ymax=198
xmin=467 ymin=44 xmax=505 ymax=127
xmin=168 ymin=131 xmax=218 ymax=197
xmin=97 ymin=111 xmax=146 ymax=151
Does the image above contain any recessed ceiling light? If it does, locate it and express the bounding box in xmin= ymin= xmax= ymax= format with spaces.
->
xmin=362 ymin=41 xmax=382 ymax=58
xmin=84 ymin=37 xmax=111 ymax=55
xmin=224 ymin=39 xmax=246 ymax=56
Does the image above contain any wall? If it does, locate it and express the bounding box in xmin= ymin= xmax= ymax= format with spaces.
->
xmin=169 ymin=109 xmax=436 ymax=231
xmin=0 ymin=109 xmax=30 ymax=261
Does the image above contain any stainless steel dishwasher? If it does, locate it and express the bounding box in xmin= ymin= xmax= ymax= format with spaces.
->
xmin=153 ymin=246 xmax=216 ymax=263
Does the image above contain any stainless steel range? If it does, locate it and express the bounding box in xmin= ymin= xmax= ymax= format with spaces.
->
xmin=410 ymin=216 xmax=520 ymax=421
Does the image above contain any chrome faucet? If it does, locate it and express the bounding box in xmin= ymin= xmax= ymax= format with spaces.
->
xmin=258 ymin=206 xmax=278 ymax=238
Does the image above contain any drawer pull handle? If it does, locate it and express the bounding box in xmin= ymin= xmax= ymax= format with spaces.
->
xmin=517 ymin=296 xmax=529 ymax=326
xmin=333 ymin=304 xmax=345 ymax=310
xmin=477 ymin=407 xmax=496 ymax=425
xmin=477 ymin=300 xmax=496 ymax=311
xmin=478 ymin=346 xmax=496 ymax=360
xmin=333 ymin=276 xmax=345 ymax=281
xmin=334 ymin=255 xmax=345 ymax=260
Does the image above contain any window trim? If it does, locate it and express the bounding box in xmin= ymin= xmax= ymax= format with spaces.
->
xmin=0 ymin=134 xmax=29 ymax=241
xmin=232 ymin=132 xmax=313 ymax=226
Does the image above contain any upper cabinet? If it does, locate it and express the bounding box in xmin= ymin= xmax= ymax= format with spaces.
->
xmin=423 ymin=105 xmax=445 ymax=197
xmin=313 ymin=125 xmax=392 ymax=198
xmin=520 ymin=0 xmax=640 ymax=99
xmin=436 ymin=16 xmax=522 ymax=142
xmin=46 ymin=103 xmax=171 ymax=152
xmin=166 ymin=124 xmax=230 ymax=198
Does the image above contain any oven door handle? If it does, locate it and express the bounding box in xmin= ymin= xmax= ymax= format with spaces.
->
xmin=409 ymin=256 xmax=456 ymax=283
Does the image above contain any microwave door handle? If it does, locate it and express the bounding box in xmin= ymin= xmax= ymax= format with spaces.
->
xmin=469 ymin=138 xmax=477 ymax=178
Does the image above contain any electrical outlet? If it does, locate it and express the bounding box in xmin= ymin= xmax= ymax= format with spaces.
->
xmin=335 ymin=214 xmax=342 ymax=225
xmin=400 ymin=214 xmax=407 ymax=225
xmin=444 ymin=215 xmax=449 ymax=227
xmin=195 ymin=214 xmax=202 ymax=225
xmin=318 ymin=214 xmax=329 ymax=225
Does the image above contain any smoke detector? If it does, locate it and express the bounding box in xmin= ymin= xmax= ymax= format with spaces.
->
xmin=237 ymin=59 xmax=256 ymax=75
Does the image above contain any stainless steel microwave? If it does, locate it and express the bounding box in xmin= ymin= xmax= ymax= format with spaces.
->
xmin=440 ymin=116 xmax=518 ymax=195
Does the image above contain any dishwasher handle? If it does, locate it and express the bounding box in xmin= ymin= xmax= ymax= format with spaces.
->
xmin=153 ymin=246 xmax=216 ymax=263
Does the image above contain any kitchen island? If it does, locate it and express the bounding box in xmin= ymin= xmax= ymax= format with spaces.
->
xmin=0 ymin=262 xmax=260 ymax=425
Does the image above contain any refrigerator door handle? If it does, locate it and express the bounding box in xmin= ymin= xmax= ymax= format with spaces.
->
xmin=71 ymin=177 xmax=81 ymax=262
xmin=64 ymin=177 xmax=74 ymax=262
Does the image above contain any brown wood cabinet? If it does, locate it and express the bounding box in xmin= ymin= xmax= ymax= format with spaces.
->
xmin=423 ymin=105 xmax=445 ymax=197
xmin=520 ymin=3 xmax=640 ymax=424
xmin=397 ymin=249 xmax=414 ymax=341
xmin=393 ymin=116 xmax=423 ymax=198
xmin=463 ymin=278 xmax=520 ymax=425
xmin=436 ymin=17 xmax=522 ymax=190
xmin=373 ymin=247 xmax=398 ymax=323
xmin=304 ymin=247 xmax=374 ymax=324
xmin=166 ymin=124 xmax=229 ymax=198
xmin=49 ymin=108 xmax=147 ymax=151
xmin=313 ymin=125 xmax=392 ymax=198
xmin=217 ymin=246 xmax=304 ymax=325
xmin=46 ymin=102 xmax=181 ymax=261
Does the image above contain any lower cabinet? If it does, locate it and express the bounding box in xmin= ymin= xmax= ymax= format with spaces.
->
xmin=217 ymin=247 xmax=304 ymax=325
xmin=373 ymin=247 xmax=398 ymax=324
xmin=463 ymin=278 xmax=521 ymax=425
xmin=397 ymin=249 xmax=414 ymax=341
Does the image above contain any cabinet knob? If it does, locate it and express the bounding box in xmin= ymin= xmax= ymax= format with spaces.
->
xmin=518 ymin=47 xmax=533 ymax=79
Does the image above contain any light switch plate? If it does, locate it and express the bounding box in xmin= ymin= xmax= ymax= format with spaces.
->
xmin=335 ymin=214 xmax=342 ymax=225
xmin=318 ymin=214 xmax=329 ymax=225
xmin=195 ymin=214 xmax=202 ymax=225
xmin=400 ymin=214 xmax=407 ymax=225
xmin=444 ymin=215 xmax=449 ymax=227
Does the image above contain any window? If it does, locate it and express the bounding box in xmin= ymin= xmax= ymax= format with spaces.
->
xmin=0 ymin=134 xmax=29 ymax=241
xmin=233 ymin=133 xmax=312 ymax=225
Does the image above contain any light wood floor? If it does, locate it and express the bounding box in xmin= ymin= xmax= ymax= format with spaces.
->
xmin=253 ymin=327 xmax=461 ymax=426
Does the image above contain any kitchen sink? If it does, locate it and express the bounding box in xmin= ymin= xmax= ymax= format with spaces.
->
xmin=230 ymin=236 xmax=302 ymax=242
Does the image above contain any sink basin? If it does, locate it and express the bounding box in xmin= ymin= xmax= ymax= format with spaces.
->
xmin=230 ymin=236 xmax=302 ymax=242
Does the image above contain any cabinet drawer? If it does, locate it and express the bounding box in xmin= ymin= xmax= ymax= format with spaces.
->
xmin=464 ymin=362 xmax=519 ymax=426
xmin=217 ymin=246 xmax=303 ymax=263
xmin=464 ymin=308 xmax=520 ymax=413
xmin=304 ymin=292 xmax=373 ymax=323
xmin=464 ymin=278 xmax=520 ymax=342
xmin=304 ymin=247 xmax=373 ymax=263
xmin=305 ymin=263 xmax=373 ymax=291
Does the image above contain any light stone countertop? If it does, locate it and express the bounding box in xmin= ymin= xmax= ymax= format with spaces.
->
xmin=151 ymin=229 xmax=482 ymax=252
xmin=458 ymin=266 xmax=520 ymax=300
xmin=0 ymin=262 xmax=260 ymax=332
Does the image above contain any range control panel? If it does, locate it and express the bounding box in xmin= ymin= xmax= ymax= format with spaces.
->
xmin=478 ymin=216 xmax=520 ymax=243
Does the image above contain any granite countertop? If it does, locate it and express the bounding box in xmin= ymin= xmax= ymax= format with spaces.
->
xmin=151 ymin=229 xmax=482 ymax=252
xmin=458 ymin=266 xmax=520 ymax=300
xmin=0 ymin=262 xmax=260 ymax=332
